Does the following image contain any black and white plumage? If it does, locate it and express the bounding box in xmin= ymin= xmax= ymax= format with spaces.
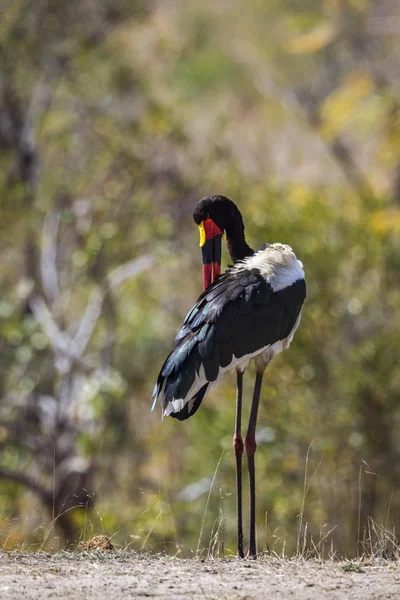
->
xmin=152 ymin=243 xmax=305 ymax=420
xmin=152 ymin=194 xmax=306 ymax=558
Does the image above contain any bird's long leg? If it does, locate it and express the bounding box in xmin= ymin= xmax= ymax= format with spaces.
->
xmin=233 ymin=369 xmax=244 ymax=558
xmin=245 ymin=371 xmax=263 ymax=559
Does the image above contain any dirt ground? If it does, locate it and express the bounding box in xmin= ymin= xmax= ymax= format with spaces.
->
xmin=1 ymin=552 xmax=399 ymax=599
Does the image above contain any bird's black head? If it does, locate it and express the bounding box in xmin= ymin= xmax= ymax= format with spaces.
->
xmin=193 ymin=195 xmax=253 ymax=290
xmin=193 ymin=195 xmax=244 ymax=236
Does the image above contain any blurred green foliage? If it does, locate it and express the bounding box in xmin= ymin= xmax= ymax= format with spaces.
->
xmin=1 ymin=0 xmax=400 ymax=557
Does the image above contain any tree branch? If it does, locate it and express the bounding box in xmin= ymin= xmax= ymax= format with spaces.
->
xmin=29 ymin=295 xmax=79 ymax=361
xmin=41 ymin=210 xmax=61 ymax=304
xmin=0 ymin=467 xmax=52 ymax=506
xmin=73 ymin=254 xmax=154 ymax=355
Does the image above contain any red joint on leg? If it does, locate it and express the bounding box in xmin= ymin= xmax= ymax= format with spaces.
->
xmin=245 ymin=435 xmax=257 ymax=456
xmin=233 ymin=434 xmax=244 ymax=456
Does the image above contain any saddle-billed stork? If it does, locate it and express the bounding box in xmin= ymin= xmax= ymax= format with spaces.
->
xmin=152 ymin=195 xmax=306 ymax=558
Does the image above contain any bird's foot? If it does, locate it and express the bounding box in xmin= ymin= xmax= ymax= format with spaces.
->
xmin=246 ymin=551 xmax=257 ymax=560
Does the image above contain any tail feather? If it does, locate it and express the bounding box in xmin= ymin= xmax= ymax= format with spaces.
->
xmin=169 ymin=384 xmax=209 ymax=421
xmin=151 ymin=339 xmax=208 ymax=419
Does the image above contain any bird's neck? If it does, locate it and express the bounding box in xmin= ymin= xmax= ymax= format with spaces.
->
xmin=226 ymin=231 xmax=254 ymax=263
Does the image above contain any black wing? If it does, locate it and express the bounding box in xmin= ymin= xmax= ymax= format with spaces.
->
xmin=152 ymin=267 xmax=306 ymax=419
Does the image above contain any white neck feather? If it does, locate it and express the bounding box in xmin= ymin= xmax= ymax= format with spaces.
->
xmin=233 ymin=243 xmax=304 ymax=292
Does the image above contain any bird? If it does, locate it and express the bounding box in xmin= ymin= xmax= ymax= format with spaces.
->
xmin=152 ymin=195 xmax=306 ymax=558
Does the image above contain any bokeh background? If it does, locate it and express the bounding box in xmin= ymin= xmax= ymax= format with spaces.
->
xmin=1 ymin=0 xmax=400 ymax=557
